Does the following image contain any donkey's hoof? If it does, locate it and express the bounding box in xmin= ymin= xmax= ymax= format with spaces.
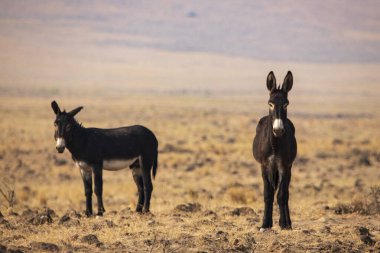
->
xmin=260 ymin=227 xmax=272 ymax=232
xmin=96 ymin=212 xmax=104 ymax=217
xmin=135 ymin=206 xmax=143 ymax=213
xmin=280 ymin=226 xmax=292 ymax=230
xmin=84 ymin=211 xmax=93 ymax=217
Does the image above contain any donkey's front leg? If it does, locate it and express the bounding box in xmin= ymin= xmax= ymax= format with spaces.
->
xmin=80 ymin=168 xmax=93 ymax=217
xmin=278 ymin=167 xmax=292 ymax=229
xmin=261 ymin=166 xmax=275 ymax=229
xmin=93 ymin=165 xmax=106 ymax=216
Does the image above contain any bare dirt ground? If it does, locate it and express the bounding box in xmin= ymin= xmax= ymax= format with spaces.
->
xmin=0 ymin=94 xmax=379 ymax=252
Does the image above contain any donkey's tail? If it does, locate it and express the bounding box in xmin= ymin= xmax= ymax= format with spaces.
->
xmin=152 ymin=149 xmax=158 ymax=179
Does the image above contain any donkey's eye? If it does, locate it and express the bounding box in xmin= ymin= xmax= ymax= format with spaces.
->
xmin=283 ymin=103 xmax=289 ymax=109
xmin=268 ymin=103 xmax=275 ymax=109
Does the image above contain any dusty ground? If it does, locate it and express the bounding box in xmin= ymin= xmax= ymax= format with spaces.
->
xmin=0 ymin=94 xmax=379 ymax=252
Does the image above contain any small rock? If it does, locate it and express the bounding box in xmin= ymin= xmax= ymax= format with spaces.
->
xmin=358 ymin=156 xmax=371 ymax=166
xmin=30 ymin=242 xmax=59 ymax=252
xmin=0 ymin=244 xmax=6 ymax=253
xmin=357 ymin=227 xmax=375 ymax=245
xmin=6 ymin=247 xmax=24 ymax=253
xmin=106 ymin=219 xmax=116 ymax=228
xmin=360 ymin=235 xmax=375 ymax=245
xmin=81 ymin=234 xmax=101 ymax=245
xmin=59 ymin=214 xmax=70 ymax=224
xmin=231 ymin=207 xmax=256 ymax=216
xmin=174 ymin=203 xmax=201 ymax=212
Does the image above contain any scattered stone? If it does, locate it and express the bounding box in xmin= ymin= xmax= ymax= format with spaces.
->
xmin=320 ymin=226 xmax=331 ymax=233
xmin=59 ymin=213 xmax=80 ymax=227
xmin=231 ymin=207 xmax=256 ymax=216
xmin=6 ymin=247 xmax=25 ymax=253
xmin=175 ymin=203 xmax=201 ymax=212
xmin=357 ymin=227 xmax=375 ymax=245
xmin=0 ymin=216 xmax=14 ymax=229
xmin=332 ymin=138 xmax=343 ymax=145
xmin=53 ymin=156 xmax=67 ymax=166
xmin=81 ymin=234 xmax=101 ymax=245
xmin=29 ymin=210 xmax=53 ymax=225
xmin=30 ymin=242 xmax=59 ymax=252
xmin=106 ymin=219 xmax=116 ymax=228
xmin=358 ymin=155 xmax=371 ymax=166
xmin=59 ymin=214 xmax=70 ymax=224
xmin=147 ymin=219 xmax=156 ymax=226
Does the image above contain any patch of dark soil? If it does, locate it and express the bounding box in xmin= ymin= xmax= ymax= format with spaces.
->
xmin=332 ymin=138 xmax=343 ymax=145
xmin=5 ymin=246 xmax=29 ymax=253
xmin=0 ymin=217 xmax=13 ymax=229
xmin=233 ymin=233 xmax=256 ymax=252
xmin=30 ymin=242 xmax=59 ymax=252
xmin=0 ymin=244 xmax=6 ymax=253
xmin=316 ymin=240 xmax=360 ymax=253
xmin=175 ymin=203 xmax=202 ymax=213
xmin=160 ymin=144 xmax=193 ymax=154
xmin=230 ymin=207 xmax=256 ymax=216
xmin=52 ymin=155 xmax=67 ymax=166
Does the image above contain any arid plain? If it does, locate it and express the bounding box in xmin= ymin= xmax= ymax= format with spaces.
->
xmin=0 ymin=88 xmax=379 ymax=252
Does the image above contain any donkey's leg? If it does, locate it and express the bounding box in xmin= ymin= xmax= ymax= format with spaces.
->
xmin=132 ymin=166 xmax=144 ymax=213
xmin=261 ymin=166 xmax=275 ymax=229
xmin=80 ymin=168 xmax=93 ymax=217
xmin=277 ymin=166 xmax=292 ymax=229
xmin=141 ymin=155 xmax=153 ymax=213
xmin=93 ymin=165 xmax=105 ymax=216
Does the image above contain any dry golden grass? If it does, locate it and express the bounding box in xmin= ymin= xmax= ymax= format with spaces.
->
xmin=0 ymin=93 xmax=379 ymax=252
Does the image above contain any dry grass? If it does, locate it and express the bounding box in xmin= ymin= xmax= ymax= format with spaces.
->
xmin=0 ymin=93 xmax=379 ymax=252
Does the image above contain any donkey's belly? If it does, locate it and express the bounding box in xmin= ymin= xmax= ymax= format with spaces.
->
xmin=103 ymin=158 xmax=139 ymax=171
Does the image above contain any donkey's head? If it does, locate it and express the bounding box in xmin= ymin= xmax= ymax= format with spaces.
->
xmin=51 ymin=101 xmax=83 ymax=153
xmin=266 ymin=71 xmax=293 ymax=138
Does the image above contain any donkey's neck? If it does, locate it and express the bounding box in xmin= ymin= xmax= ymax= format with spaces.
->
xmin=65 ymin=121 xmax=87 ymax=159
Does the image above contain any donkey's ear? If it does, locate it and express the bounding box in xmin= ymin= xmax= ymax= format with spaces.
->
xmin=266 ymin=71 xmax=276 ymax=92
xmin=68 ymin=106 xmax=83 ymax=117
xmin=282 ymin=71 xmax=293 ymax=93
xmin=51 ymin=100 xmax=61 ymax=115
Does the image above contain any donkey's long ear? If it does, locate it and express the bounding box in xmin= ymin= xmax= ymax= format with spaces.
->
xmin=51 ymin=101 xmax=61 ymax=115
xmin=267 ymin=71 xmax=276 ymax=92
xmin=282 ymin=71 xmax=293 ymax=93
xmin=68 ymin=106 xmax=83 ymax=117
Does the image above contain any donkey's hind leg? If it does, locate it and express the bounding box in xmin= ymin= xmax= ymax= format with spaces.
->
xmin=141 ymin=155 xmax=153 ymax=213
xmin=131 ymin=159 xmax=144 ymax=212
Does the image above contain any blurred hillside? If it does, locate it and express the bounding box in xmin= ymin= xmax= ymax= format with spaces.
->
xmin=0 ymin=0 xmax=379 ymax=96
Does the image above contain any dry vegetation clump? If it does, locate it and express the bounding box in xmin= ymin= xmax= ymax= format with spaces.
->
xmin=334 ymin=186 xmax=380 ymax=215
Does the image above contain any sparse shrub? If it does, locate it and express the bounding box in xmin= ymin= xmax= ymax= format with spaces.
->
xmin=0 ymin=178 xmax=16 ymax=212
xmin=334 ymin=186 xmax=380 ymax=215
xmin=229 ymin=189 xmax=247 ymax=204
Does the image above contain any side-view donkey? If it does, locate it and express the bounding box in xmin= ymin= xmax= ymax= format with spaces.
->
xmin=253 ymin=71 xmax=297 ymax=230
xmin=51 ymin=101 xmax=158 ymax=216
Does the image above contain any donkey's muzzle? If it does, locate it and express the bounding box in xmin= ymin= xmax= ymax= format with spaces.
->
xmin=56 ymin=138 xmax=65 ymax=153
xmin=273 ymin=119 xmax=285 ymax=137
xmin=56 ymin=146 xmax=65 ymax=153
